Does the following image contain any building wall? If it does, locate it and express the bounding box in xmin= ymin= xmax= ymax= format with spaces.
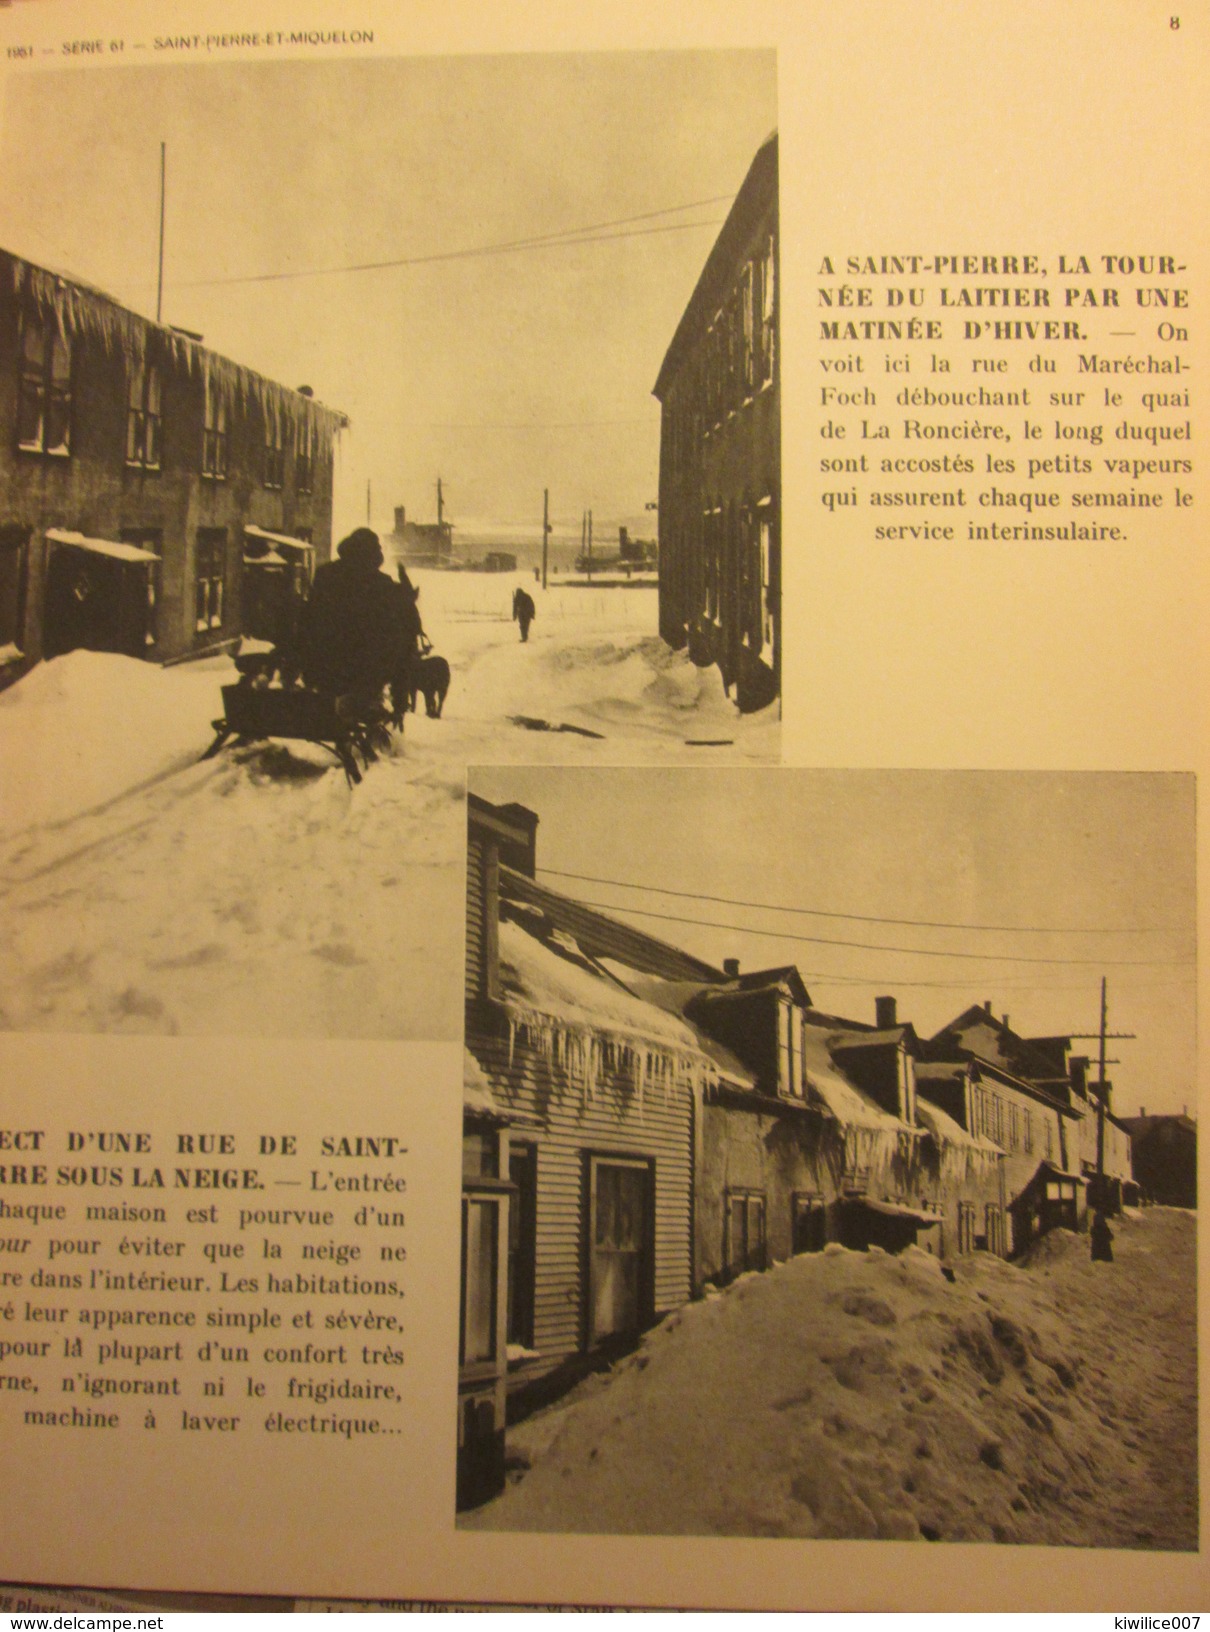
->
xmin=468 ymin=1017 xmax=694 ymax=1381
xmin=655 ymin=140 xmax=780 ymax=713
xmin=0 ymin=264 xmax=338 ymax=679
xmin=696 ymin=1096 xmax=835 ymax=1285
xmin=1126 ymin=1119 xmax=1197 ymax=1208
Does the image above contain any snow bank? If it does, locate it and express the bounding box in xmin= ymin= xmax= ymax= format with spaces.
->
xmin=464 ymin=1208 xmax=1197 ymax=1550
xmin=0 ymin=649 xmax=225 ymax=836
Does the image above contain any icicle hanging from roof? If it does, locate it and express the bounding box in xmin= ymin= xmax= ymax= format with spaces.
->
xmin=502 ymin=998 xmax=716 ymax=1114
xmin=6 ymin=250 xmax=347 ymax=454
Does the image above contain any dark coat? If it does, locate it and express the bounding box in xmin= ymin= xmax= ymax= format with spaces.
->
xmin=300 ymin=557 xmax=406 ymax=697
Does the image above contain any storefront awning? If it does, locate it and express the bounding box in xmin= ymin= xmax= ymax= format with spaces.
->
xmin=849 ymin=1198 xmax=942 ymax=1224
xmin=45 ymin=527 xmax=160 ymax=563
xmin=243 ymin=550 xmax=288 ymax=567
xmin=245 ymin=524 xmax=313 ymax=552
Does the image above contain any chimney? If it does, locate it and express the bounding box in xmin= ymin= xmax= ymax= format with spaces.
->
xmin=984 ymin=999 xmax=993 ymax=1014
xmin=394 ymin=506 xmax=406 ymax=534
xmin=1139 ymin=1105 xmax=1146 ymax=1118
xmin=875 ymin=995 xmax=897 ymax=1029
xmin=723 ymin=958 xmax=740 ymax=978
xmin=1002 ymin=1013 xmax=1010 ymax=1030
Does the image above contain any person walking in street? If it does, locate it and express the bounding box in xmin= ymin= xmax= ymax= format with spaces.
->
xmin=513 ymin=586 xmax=535 ymax=643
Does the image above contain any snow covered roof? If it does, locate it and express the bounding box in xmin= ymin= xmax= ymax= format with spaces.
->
xmin=4 ymin=248 xmax=348 ymax=446
xmin=45 ymin=528 xmax=160 ymax=563
xmin=245 ymin=524 xmax=315 ymax=551
xmin=802 ymin=1025 xmax=907 ymax=1133
xmin=463 ymin=1047 xmax=542 ymax=1126
xmin=915 ymin=1095 xmax=1001 ymax=1157
xmin=596 ymin=966 xmax=755 ymax=1090
xmin=849 ymin=1197 xmax=942 ymax=1223
xmin=497 ymin=916 xmax=710 ymax=1061
xmin=830 ymin=1025 xmax=914 ymax=1052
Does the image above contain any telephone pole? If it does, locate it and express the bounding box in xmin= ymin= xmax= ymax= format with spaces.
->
xmin=1069 ymin=978 xmax=1135 ymax=1256
xmin=542 ymin=489 xmax=550 ymax=590
xmin=156 ymin=142 xmax=166 ymax=325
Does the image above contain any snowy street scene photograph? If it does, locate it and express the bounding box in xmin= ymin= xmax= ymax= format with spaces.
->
xmin=458 ymin=768 xmax=1197 ymax=1546
xmin=0 ymin=52 xmax=779 ymax=1040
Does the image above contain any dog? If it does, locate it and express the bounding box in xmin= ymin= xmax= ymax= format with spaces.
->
xmin=232 ymin=641 xmax=302 ymax=690
xmin=406 ymin=652 xmax=451 ymax=718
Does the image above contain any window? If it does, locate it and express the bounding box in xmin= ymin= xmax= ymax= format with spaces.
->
xmin=17 ymin=312 xmax=72 ymax=455
xmin=778 ymin=1000 xmax=804 ymax=1098
xmin=725 ymin=1189 xmax=766 ymax=1277
xmin=957 ymin=1200 xmax=977 ymax=1254
xmin=195 ymin=528 xmax=226 ymax=633
xmin=741 ymin=260 xmax=757 ymax=394
xmin=263 ymin=401 xmax=284 ymax=489
xmin=985 ymin=1204 xmax=1005 ymax=1256
xmin=792 ymin=1194 xmax=826 ymax=1254
xmin=587 ymin=1156 xmax=652 ymax=1343
xmin=1023 ymin=1107 xmax=1033 ymax=1154
xmin=296 ymin=419 xmax=315 ymax=494
xmin=460 ymin=1193 xmax=502 ymax=1366
xmin=126 ymin=358 xmax=161 ymax=469
xmin=1009 ymin=1103 xmax=1021 ymax=1152
xmin=0 ymin=526 xmax=29 ymax=654
xmin=507 ymin=1145 xmax=537 ymax=1350
xmin=118 ymin=527 xmax=162 ymax=649
xmin=757 ymin=499 xmax=776 ymax=657
xmin=462 ymin=1129 xmax=498 ymax=1180
xmin=203 ymin=374 xmax=228 ymax=480
xmin=898 ymin=1047 xmax=916 ymax=1124
xmin=758 ymin=233 xmax=776 ymax=386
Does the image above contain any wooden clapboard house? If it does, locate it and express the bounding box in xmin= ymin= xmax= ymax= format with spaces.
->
xmin=461 ymin=794 xmax=730 ymax=1504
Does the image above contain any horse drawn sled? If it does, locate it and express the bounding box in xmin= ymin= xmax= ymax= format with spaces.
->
xmin=200 ymin=649 xmax=396 ymax=787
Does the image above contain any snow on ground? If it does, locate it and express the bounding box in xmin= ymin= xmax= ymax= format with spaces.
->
xmin=0 ymin=571 xmax=776 ymax=1038
xmin=463 ymin=1208 xmax=1197 ymax=1549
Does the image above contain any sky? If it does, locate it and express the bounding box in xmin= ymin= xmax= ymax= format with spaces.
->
xmin=470 ymin=766 xmax=1198 ymax=1119
xmin=0 ymin=50 xmax=775 ymax=545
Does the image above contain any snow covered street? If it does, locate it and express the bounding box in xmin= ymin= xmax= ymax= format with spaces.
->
xmin=0 ymin=571 xmax=776 ymax=1038
xmin=463 ymin=1207 xmax=1198 ymax=1548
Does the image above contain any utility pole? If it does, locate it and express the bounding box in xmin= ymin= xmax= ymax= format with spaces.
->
xmin=1068 ymin=980 xmax=1136 ymax=1260
xmin=542 ymin=489 xmax=550 ymax=590
xmin=366 ymin=478 xmax=372 ymax=525
xmin=587 ymin=508 xmax=593 ymax=582
xmin=156 ymin=142 xmax=166 ymax=325
xmin=437 ymin=476 xmax=444 ymax=530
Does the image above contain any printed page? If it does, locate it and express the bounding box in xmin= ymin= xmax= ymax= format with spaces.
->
xmin=0 ymin=0 xmax=1205 ymax=1612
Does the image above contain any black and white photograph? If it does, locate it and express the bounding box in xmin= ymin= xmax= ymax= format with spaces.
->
xmin=458 ymin=766 xmax=1197 ymax=1549
xmin=0 ymin=49 xmax=779 ymax=1041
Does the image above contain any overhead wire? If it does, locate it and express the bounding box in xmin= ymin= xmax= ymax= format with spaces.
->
xmin=558 ymin=897 xmax=1192 ymax=968
xmin=168 ymin=196 xmax=733 ymax=290
xmin=535 ymin=866 xmax=1186 ymax=937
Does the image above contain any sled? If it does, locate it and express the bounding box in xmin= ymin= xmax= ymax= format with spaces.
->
xmin=201 ymin=680 xmax=392 ymax=787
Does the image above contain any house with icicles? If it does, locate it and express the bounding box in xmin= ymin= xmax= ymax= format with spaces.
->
xmin=918 ymin=1002 xmax=1136 ymax=1251
xmin=0 ymin=248 xmax=347 ymax=687
xmin=460 ymin=795 xmax=1012 ymax=1505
